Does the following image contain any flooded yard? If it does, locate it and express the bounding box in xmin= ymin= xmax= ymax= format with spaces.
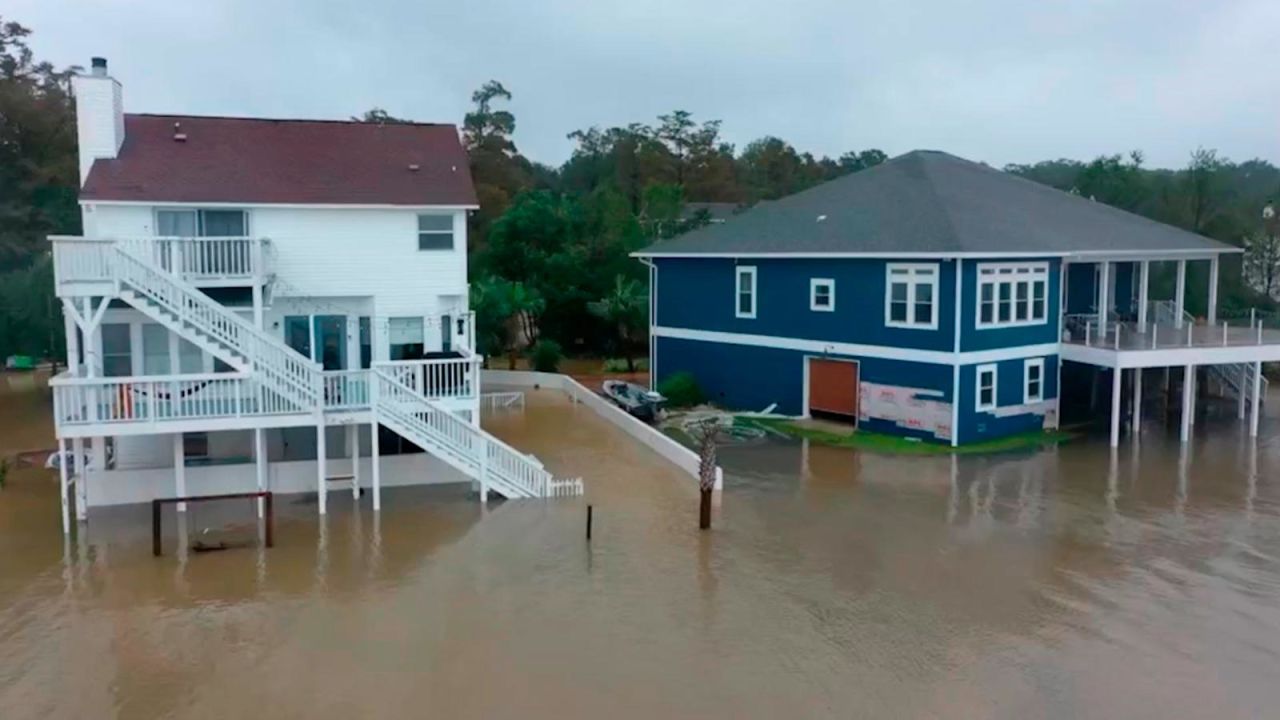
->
xmin=1 ymin=376 xmax=1278 ymax=718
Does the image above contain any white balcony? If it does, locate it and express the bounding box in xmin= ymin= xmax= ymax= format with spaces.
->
xmin=52 ymin=235 xmax=269 ymax=292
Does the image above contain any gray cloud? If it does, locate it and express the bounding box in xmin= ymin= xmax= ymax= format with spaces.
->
xmin=15 ymin=0 xmax=1279 ymax=169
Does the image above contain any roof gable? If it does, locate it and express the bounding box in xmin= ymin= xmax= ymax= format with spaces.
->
xmin=639 ymin=150 xmax=1234 ymax=257
xmin=81 ymin=114 xmax=478 ymax=206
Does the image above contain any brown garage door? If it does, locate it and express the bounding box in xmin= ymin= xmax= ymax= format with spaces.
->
xmin=808 ymin=358 xmax=859 ymax=420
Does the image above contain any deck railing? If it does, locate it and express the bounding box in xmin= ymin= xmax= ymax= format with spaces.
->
xmin=376 ymin=357 xmax=479 ymax=400
xmin=50 ymin=371 xmax=307 ymax=427
xmin=53 ymin=235 xmax=267 ymax=286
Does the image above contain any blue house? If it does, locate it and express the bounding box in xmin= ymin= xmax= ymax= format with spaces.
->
xmin=635 ymin=150 xmax=1279 ymax=447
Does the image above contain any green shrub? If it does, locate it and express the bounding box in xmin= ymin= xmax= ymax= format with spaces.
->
xmin=602 ymin=358 xmax=649 ymax=373
xmin=657 ymin=372 xmax=704 ymax=407
xmin=530 ymin=339 xmax=564 ymax=372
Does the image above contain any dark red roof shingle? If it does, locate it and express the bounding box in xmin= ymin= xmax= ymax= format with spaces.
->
xmin=81 ymin=114 xmax=478 ymax=206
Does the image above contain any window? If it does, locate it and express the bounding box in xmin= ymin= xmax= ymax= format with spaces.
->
xmin=1024 ymin=358 xmax=1045 ymax=404
xmin=810 ymin=278 xmax=835 ymax=312
xmin=102 ymin=323 xmax=132 ymax=377
xmin=156 ymin=209 xmax=248 ymax=237
xmin=976 ymin=363 xmax=998 ymax=412
xmin=142 ymin=324 xmax=170 ymax=375
xmin=359 ymin=316 xmax=372 ymax=369
xmin=735 ymin=266 xmax=757 ymax=319
xmin=417 ymin=214 xmax=454 ymax=250
xmin=389 ymin=317 xmax=425 ymax=360
xmin=976 ymin=262 xmax=1049 ymax=329
xmin=885 ymin=264 xmax=938 ymax=329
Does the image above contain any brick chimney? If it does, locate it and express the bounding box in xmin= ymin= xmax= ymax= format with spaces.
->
xmin=71 ymin=57 xmax=125 ymax=185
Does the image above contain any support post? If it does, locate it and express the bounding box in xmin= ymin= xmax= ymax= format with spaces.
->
xmin=173 ymin=433 xmax=186 ymax=512
xmin=316 ymin=424 xmax=327 ymax=515
xmin=349 ymin=424 xmax=360 ymax=500
xmin=1137 ymin=260 xmax=1150 ymax=332
xmin=1110 ymin=367 xmax=1122 ymax=447
xmin=63 ymin=309 xmax=79 ymax=374
xmin=1175 ymin=260 xmax=1187 ymax=328
xmin=254 ymin=428 xmax=267 ymax=517
xmin=1131 ymin=368 xmax=1143 ymax=437
xmin=251 ymin=283 xmax=264 ymax=330
xmin=72 ymin=437 xmax=86 ymax=521
xmin=1208 ymin=256 xmax=1219 ymax=326
xmin=478 ymin=439 xmax=489 ymax=505
xmin=1239 ymin=365 xmax=1248 ymax=420
xmin=57 ymin=438 xmax=70 ymax=535
xmin=1098 ymin=261 xmax=1111 ymax=324
xmin=1250 ymin=361 xmax=1262 ymax=438
xmin=371 ymin=421 xmax=381 ymax=511
xmin=1181 ymin=364 xmax=1194 ymax=443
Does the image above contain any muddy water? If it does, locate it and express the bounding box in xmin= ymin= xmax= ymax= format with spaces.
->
xmin=1 ymin=377 xmax=1278 ymax=719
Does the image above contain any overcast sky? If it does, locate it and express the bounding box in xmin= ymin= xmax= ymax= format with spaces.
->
xmin=13 ymin=0 xmax=1279 ymax=169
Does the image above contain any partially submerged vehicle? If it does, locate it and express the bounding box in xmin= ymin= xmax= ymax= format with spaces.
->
xmin=602 ymin=380 xmax=666 ymax=422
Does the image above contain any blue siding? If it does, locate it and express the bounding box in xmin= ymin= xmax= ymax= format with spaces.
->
xmin=655 ymin=336 xmax=954 ymax=443
xmin=655 ymin=257 xmax=957 ymax=352
xmin=956 ymin=355 xmax=1059 ymax=444
xmin=959 ymin=258 xmax=1061 ymax=351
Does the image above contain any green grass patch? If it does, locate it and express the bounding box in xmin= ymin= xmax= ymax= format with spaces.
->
xmin=737 ymin=416 xmax=1075 ymax=456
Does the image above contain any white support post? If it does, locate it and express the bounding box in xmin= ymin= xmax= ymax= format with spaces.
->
xmin=1098 ymin=261 xmax=1111 ymax=323
xmin=1137 ymin=260 xmax=1150 ymax=333
xmin=57 ymin=438 xmax=70 ymax=535
xmin=1131 ymin=368 xmax=1143 ymax=437
xmin=1207 ymin=256 xmax=1219 ymax=326
xmin=254 ymin=428 xmax=267 ymax=517
xmin=63 ymin=309 xmax=79 ymax=374
xmin=251 ymin=284 xmax=264 ymax=330
xmin=1239 ymin=365 xmax=1248 ymax=420
xmin=1189 ymin=367 xmax=1196 ymax=425
xmin=316 ymin=424 xmax=327 ymax=516
xmin=1181 ymin=365 xmax=1194 ymax=443
xmin=1175 ymin=260 xmax=1187 ymax=328
xmin=1250 ymin=361 xmax=1262 ymax=438
xmin=478 ymin=439 xmax=489 ymax=505
xmin=370 ymin=422 xmax=381 ymax=511
xmin=72 ymin=437 xmax=86 ymax=521
xmin=1110 ymin=367 xmax=1122 ymax=447
xmin=349 ymin=424 xmax=360 ymax=500
xmin=173 ymin=433 xmax=186 ymax=512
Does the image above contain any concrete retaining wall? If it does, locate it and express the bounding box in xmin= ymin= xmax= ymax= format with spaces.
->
xmin=482 ymin=370 xmax=722 ymax=488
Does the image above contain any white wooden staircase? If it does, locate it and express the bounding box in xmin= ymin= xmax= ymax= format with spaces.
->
xmin=50 ymin=237 xmax=582 ymax=500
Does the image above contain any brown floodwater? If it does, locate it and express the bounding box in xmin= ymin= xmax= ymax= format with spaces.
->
xmin=1 ymin=374 xmax=1278 ymax=719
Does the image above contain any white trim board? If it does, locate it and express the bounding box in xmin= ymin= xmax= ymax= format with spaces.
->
xmin=633 ymin=249 xmax=1239 ymax=260
xmin=653 ymin=325 xmax=1059 ymax=366
xmin=1060 ymin=341 xmax=1280 ymax=369
xmin=83 ymin=200 xmax=480 ymax=211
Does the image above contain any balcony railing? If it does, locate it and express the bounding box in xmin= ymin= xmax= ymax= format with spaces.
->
xmin=322 ymin=357 xmax=481 ymax=413
xmin=1064 ymin=315 xmax=1280 ymax=350
xmin=51 ymin=236 xmax=268 ymax=287
xmin=50 ymin=371 xmax=307 ymax=428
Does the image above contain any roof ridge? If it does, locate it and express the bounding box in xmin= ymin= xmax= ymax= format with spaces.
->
xmin=127 ymin=112 xmax=456 ymax=129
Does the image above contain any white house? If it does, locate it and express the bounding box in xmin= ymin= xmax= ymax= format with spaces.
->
xmin=49 ymin=57 xmax=581 ymax=533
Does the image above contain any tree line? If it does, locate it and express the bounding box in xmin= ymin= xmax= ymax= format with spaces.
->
xmin=3 ymin=15 xmax=1279 ymax=367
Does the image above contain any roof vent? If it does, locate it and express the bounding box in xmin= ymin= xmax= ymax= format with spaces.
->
xmin=408 ymin=163 xmax=420 ymax=172
xmin=172 ymin=122 xmax=187 ymax=142
xmin=816 ymin=214 xmax=827 ymax=223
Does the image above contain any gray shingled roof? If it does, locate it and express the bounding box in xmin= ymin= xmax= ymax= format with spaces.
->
xmin=637 ymin=150 xmax=1237 ymax=257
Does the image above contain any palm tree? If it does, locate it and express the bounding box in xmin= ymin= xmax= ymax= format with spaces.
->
xmin=588 ymin=275 xmax=648 ymax=372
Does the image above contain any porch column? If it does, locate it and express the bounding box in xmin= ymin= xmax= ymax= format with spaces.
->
xmin=1207 ymin=256 xmax=1219 ymax=325
xmin=1131 ymin=368 xmax=1143 ymax=436
xmin=63 ymin=311 xmax=79 ymax=374
xmin=57 ymin=437 xmax=70 ymax=535
xmin=316 ymin=424 xmax=327 ymax=515
xmin=72 ymin=437 xmax=86 ymax=521
xmin=1137 ymin=261 xmax=1150 ymax=332
xmin=252 ymin=284 xmax=264 ymax=329
xmin=1110 ymin=367 xmax=1122 ymax=447
xmin=254 ymin=428 xmax=267 ymax=518
xmin=1239 ymin=365 xmax=1249 ymax=420
xmin=1174 ymin=260 xmax=1187 ymax=328
xmin=1098 ymin=261 xmax=1111 ymax=322
xmin=173 ymin=433 xmax=186 ymax=512
xmin=349 ymin=424 xmax=360 ymax=500
xmin=1180 ymin=364 xmax=1194 ymax=443
xmin=370 ymin=422 xmax=381 ymax=511
xmin=1250 ymin=361 xmax=1262 ymax=437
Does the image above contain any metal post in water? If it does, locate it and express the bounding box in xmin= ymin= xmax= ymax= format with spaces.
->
xmin=586 ymin=504 xmax=593 ymax=540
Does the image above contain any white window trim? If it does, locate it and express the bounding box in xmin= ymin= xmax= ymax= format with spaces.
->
xmin=885 ymin=263 xmax=939 ymax=330
xmin=417 ymin=213 xmax=455 ymax=251
xmin=976 ymin=261 xmax=1050 ymax=330
xmin=810 ymin=278 xmax=835 ymax=312
xmin=153 ymin=207 xmax=251 ymax=237
xmin=976 ymin=363 xmax=998 ymax=413
xmin=1024 ymin=357 xmax=1045 ymax=404
xmin=735 ymin=266 xmax=757 ymax=319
